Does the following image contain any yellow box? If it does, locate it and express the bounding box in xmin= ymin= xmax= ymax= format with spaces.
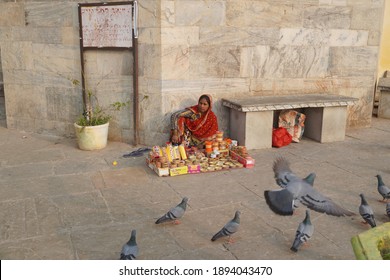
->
xmin=169 ymin=166 xmax=188 ymax=176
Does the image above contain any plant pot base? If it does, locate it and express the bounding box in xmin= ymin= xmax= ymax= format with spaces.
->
xmin=74 ymin=122 xmax=109 ymax=151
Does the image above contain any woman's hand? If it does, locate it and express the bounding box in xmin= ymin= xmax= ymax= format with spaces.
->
xmin=171 ymin=129 xmax=179 ymax=144
xmin=171 ymin=135 xmax=179 ymax=144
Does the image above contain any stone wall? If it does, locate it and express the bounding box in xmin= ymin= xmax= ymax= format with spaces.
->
xmin=0 ymin=0 xmax=384 ymax=146
xmin=0 ymin=0 xmax=133 ymax=142
xmin=0 ymin=46 xmax=5 ymax=126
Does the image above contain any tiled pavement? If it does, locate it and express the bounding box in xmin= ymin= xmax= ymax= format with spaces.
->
xmin=1 ymin=117 xmax=390 ymax=260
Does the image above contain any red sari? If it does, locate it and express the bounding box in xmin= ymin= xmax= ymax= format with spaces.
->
xmin=177 ymin=95 xmax=218 ymax=144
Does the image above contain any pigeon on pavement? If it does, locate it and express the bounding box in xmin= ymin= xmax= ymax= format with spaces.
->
xmin=155 ymin=197 xmax=189 ymax=224
xmin=375 ymin=174 xmax=390 ymax=202
xmin=120 ymin=229 xmax=139 ymax=260
xmin=386 ymin=202 xmax=390 ymax=218
xmin=290 ymin=210 xmax=314 ymax=252
xmin=211 ymin=210 xmax=241 ymax=243
xmin=359 ymin=193 xmax=376 ymax=228
xmin=265 ymin=157 xmax=355 ymax=217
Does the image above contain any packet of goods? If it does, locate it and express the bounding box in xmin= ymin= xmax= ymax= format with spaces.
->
xmin=179 ymin=144 xmax=187 ymax=160
xmin=165 ymin=145 xmax=173 ymax=162
xmin=172 ymin=145 xmax=181 ymax=160
xmin=152 ymin=146 xmax=163 ymax=157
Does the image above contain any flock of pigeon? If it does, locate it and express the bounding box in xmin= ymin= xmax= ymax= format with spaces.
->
xmin=265 ymin=157 xmax=390 ymax=253
xmin=119 ymin=156 xmax=390 ymax=259
xmin=119 ymin=196 xmax=241 ymax=260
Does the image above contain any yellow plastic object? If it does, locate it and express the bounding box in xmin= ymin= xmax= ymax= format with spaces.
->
xmin=179 ymin=144 xmax=187 ymax=160
xmin=351 ymin=223 xmax=390 ymax=259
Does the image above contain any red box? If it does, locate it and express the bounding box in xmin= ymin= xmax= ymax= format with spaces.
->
xmin=229 ymin=150 xmax=255 ymax=168
xmin=187 ymin=164 xmax=201 ymax=174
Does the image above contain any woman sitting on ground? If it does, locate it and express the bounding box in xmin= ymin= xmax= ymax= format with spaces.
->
xmin=170 ymin=94 xmax=219 ymax=147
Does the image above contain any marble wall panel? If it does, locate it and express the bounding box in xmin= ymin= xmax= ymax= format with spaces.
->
xmin=1 ymin=41 xmax=34 ymax=71
xmin=347 ymin=0 xmax=384 ymax=8
xmin=226 ymin=1 xmax=303 ymax=28
xmin=161 ymin=45 xmax=190 ymax=80
xmin=340 ymin=87 xmax=374 ymax=127
xmin=2 ymin=69 xmax=44 ymax=86
xmin=279 ymin=28 xmax=368 ymax=46
xmin=139 ymin=27 xmax=162 ymax=45
xmin=190 ymin=45 xmax=240 ymax=78
xmin=160 ymin=78 xmax=249 ymax=97
xmin=0 ymin=2 xmax=24 ymax=27
xmin=46 ymin=88 xmax=83 ymax=122
xmin=4 ymin=27 xmax=61 ymax=44
xmin=138 ymin=44 xmax=162 ymax=79
xmin=320 ymin=0 xmax=347 ymax=5
xmin=61 ymin=27 xmax=79 ymax=46
xmin=368 ymin=30 xmax=381 ymax=46
xmin=161 ymin=0 xmax=175 ymax=27
xmin=240 ymin=45 xmax=329 ymax=79
xmin=350 ymin=6 xmax=382 ymax=32
xmin=329 ymin=46 xmax=379 ymax=76
xmin=138 ymin=0 xmax=162 ymax=28
xmin=161 ymin=27 xmax=199 ymax=45
xmin=4 ymin=84 xmax=46 ymax=119
xmin=303 ymin=6 xmax=351 ymax=29
xmin=32 ymin=44 xmax=79 ymax=60
xmin=200 ymin=27 xmax=279 ymax=46
xmin=175 ymin=0 xmax=225 ymax=26
xmin=25 ymin=2 xmax=73 ymax=27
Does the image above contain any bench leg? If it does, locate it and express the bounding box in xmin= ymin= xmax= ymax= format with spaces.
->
xmin=229 ymin=110 xmax=273 ymax=149
xmin=304 ymin=106 xmax=348 ymax=143
xmin=378 ymin=90 xmax=390 ymax=119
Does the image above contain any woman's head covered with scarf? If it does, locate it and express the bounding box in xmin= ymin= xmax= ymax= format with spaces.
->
xmin=184 ymin=94 xmax=218 ymax=140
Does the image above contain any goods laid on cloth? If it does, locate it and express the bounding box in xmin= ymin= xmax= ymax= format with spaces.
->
xmin=278 ymin=110 xmax=306 ymax=143
xmin=146 ymin=132 xmax=255 ymax=177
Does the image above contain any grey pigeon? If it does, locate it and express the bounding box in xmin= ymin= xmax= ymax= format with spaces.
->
xmin=359 ymin=193 xmax=376 ymax=228
xmin=273 ymin=157 xmax=315 ymax=213
xmin=274 ymin=157 xmax=315 ymax=188
xmin=211 ymin=210 xmax=241 ymax=243
xmin=386 ymin=202 xmax=390 ymax=218
xmin=120 ymin=229 xmax=139 ymax=260
xmin=155 ymin=197 xmax=189 ymax=224
xmin=265 ymin=157 xmax=355 ymax=217
xmin=290 ymin=210 xmax=314 ymax=252
xmin=375 ymin=174 xmax=390 ymax=202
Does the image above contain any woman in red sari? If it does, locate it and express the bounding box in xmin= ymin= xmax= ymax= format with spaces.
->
xmin=170 ymin=94 xmax=219 ymax=147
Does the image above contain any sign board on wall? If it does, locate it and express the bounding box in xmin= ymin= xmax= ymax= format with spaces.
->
xmin=80 ymin=4 xmax=133 ymax=48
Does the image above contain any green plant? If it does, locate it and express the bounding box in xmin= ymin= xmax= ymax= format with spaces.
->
xmin=71 ymin=78 xmax=130 ymax=127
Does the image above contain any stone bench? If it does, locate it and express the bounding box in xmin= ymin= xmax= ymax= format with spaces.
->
xmin=222 ymin=94 xmax=358 ymax=150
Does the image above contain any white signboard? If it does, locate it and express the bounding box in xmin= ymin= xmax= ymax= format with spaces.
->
xmin=80 ymin=4 xmax=133 ymax=48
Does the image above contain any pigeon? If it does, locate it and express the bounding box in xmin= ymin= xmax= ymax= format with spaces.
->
xmin=375 ymin=174 xmax=390 ymax=202
xmin=155 ymin=197 xmax=189 ymax=224
xmin=273 ymin=157 xmax=316 ymax=188
xmin=120 ymin=229 xmax=139 ymax=260
xmin=211 ymin=210 xmax=241 ymax=243
xmin=359 ymin=193 xmax=376 ymax=228
xmin=273 ymin=157 xmax=315 ymax=213
xmin=386 ymin=202 xmax=390 ymax=218
xmin=290 ymin=210 xmax=314 ymax=252
xmin=264 ymin=157 xmax=355 ymax=217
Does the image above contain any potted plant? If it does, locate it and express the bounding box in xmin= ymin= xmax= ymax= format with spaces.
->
xmin=71 ymin=78 xmax=128 ymax=151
